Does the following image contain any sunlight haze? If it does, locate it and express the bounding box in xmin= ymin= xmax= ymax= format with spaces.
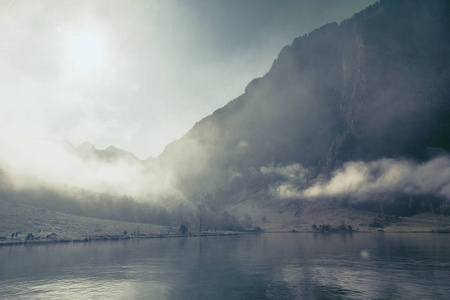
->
xmin=0 ymin=0 xmax=375 ymax=159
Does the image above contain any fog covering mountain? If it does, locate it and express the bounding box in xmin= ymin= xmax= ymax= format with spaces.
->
xmin=1 ymin=0 xmax=450 ymax=229
xmin=158 ymin=0 xmax=450 ymax=214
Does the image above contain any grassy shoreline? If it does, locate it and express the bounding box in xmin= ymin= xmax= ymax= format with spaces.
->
xmin=3 ymin=229 xmax=450 ymax=248
xmin=2 ymin=200 xmax=450 ymax=248
xmin=0 ymin=231 xmax=250 ymax=247
xmin=0 ymin=201 xmax=256 ymax=247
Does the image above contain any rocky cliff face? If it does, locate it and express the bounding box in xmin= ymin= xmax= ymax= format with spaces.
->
xmin=330 ymin=0 xmax=450 ymax=166
xmin=157 ymin=0 xmax=450 ymax=205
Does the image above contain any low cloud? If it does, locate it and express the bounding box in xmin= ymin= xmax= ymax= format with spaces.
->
xmin=260 ymin=163 xmax=310 ymax=199
xmin=274 ymin=183 xmax=303 ymax=199
xmin=260 ymin=163 xmax=310 ymax=179
xmin=303 ymin=156 xmax=450 ymax=199
xmin=0 ymin=133 xmax=184 ymax=201
xmin=262 ymin=155 xmax=450 ymax=200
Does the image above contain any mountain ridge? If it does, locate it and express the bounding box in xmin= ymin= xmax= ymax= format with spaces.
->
xmin=157 ymin=0 xmax=450 ymax=207
xmin=2 ymin=0 xmax=450 ymax=232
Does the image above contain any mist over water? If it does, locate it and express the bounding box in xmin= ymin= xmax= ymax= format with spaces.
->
xmin=1 ymin=233 xmax=450 ymax=299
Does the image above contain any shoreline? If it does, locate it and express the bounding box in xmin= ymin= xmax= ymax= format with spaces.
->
xmin=0 ymin=231 xmax=252 ymax=247
xmin=2 ymin=202 xmax=450 ymax=248
xmin=264 ymin=229 xmax=450 ymax=234
xmin=3 ymin=229 xmax=450 ymax=247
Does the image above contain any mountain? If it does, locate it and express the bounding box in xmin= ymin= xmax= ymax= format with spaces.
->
xmin=60 ymin=140 xmax=143 ymax=164
xmin=158 ymin=0 xmax=450 ymax=211
xmin=76 ymin=142 xmax=143 ymax=164
xmin=2 ymin=0 xmax=450 ymax=232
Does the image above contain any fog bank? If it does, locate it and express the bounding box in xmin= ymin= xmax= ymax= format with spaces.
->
xmin=269 ymin=155 xmax=450 ymax=200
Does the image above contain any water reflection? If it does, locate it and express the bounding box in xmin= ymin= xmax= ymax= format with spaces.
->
xmin=1 ymin=233 xmax=450 ymax=299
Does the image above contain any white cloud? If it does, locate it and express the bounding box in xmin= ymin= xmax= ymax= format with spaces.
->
xmin=261 ymin=163 xmax=309 ymax=179
xmin=261 ymin=163 xmax=310 ymax=199
xmin=0 ymin=133 xmax=183 ymax=200
xmin=262 ymin=156 xmax=450 ymax=200
xmin=303 ymin=156 xmax=450 ymax=199
xmin=274 ymin=183 xmax=303 ymax=199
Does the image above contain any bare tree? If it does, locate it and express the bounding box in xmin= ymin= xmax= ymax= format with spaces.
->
xmin=197 ymin=204 xmax=206 ymax=232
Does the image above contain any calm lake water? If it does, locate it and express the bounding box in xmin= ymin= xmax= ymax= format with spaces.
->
xmin=1 ymin=233 xmax=450 ymax=299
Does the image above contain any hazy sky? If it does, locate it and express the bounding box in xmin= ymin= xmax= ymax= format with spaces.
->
xmin=1 ymin=0 xmax=375 ymax=159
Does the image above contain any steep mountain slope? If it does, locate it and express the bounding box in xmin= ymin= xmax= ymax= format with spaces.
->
xmin=2 ymin=0 xmax=450 ymax=232
xmin=158 ymin=0 xmax=450 ymax=207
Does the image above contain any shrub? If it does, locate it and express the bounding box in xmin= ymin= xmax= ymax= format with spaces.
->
xmin=179 ymin=224 xmax=188 ymax=235
xmin=253 ymin=226 xmax=264 ymax=233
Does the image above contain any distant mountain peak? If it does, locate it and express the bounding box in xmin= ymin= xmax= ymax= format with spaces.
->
xmin=105 ymin=145 xmax=119 ymax=152
xmin=74 ymin=142 xmax=142 ymax=164
xmin=78 ymin=142 xmax=96 ymax=151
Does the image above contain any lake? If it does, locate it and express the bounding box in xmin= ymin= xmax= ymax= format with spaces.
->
xmin=1 ymin=233 xmax=450 ymax=299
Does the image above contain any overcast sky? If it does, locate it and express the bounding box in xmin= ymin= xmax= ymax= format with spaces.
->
xmin=0 ymin=0 xmax=375 ymax=159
